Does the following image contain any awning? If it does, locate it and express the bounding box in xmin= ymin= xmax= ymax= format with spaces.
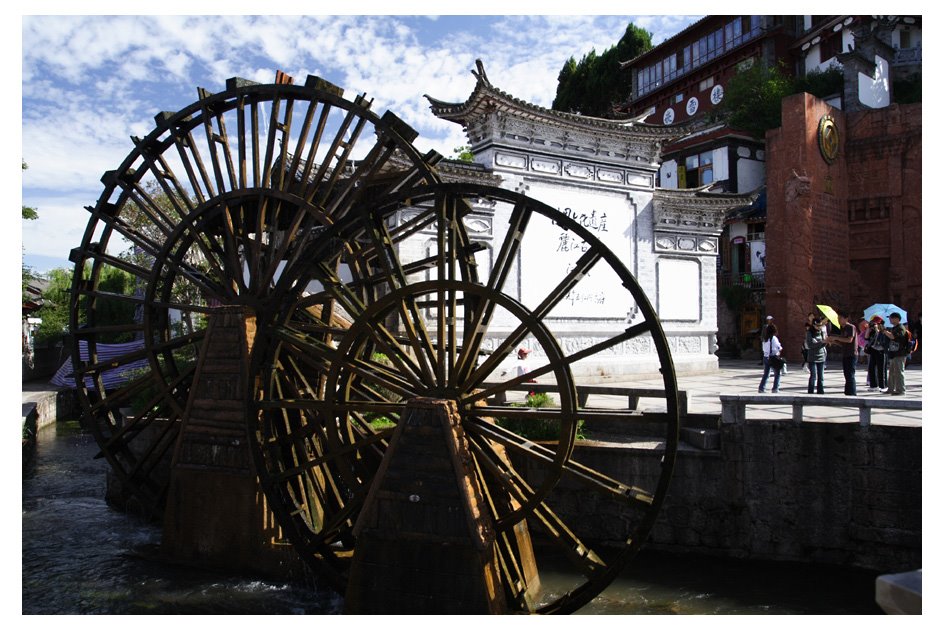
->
xmin=50 ymin=339 xmax=148 ymax=390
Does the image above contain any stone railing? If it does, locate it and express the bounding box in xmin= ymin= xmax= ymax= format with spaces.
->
xmin=720 ymin=394 xmax=921 ymax=427
xmin=483 ymin=382 xmax=689 ymax=415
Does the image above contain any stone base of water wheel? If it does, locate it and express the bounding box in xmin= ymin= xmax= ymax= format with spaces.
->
xmin=344 ymin=397 xmax=511 ymax=614
xmin=161 ymin=306 xmax=305 ymax=580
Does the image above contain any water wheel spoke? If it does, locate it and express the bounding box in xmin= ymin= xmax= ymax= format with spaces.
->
xmin=71 ymin=331 xmax=204 ymax=378
xmin=305 ymin=105 xmax=371 ymax=209
xmin=282 ymin=95 xmax=322 ymax=196
xmin=464 ymin=323 xmax=651 ymax=405
xmin=95 ymin=368 xmax=194 ymax=451
xmin=198 ymin=96 xmax=237 ymax=194
xmin=266 ymin=428 xmax=392 ymax=485
xmin=323 ymin=136 xmax=397 ymax=219
xmin=464 ymin=249 xmax=605 ymax=388
xmin=464 ymin=413 xmax=654 ymax=507
xmin=454 ymin=200 xmax=532 ymax=383
xmin=465 ymin=432 xmax=606 ymax=578
xmin=259 ymin=399 xmax=405 ymax=416
xmin=359 ymin=212 xmax=438 ymax=384
xmin=314 ymin=279 xmax=429 ymax=390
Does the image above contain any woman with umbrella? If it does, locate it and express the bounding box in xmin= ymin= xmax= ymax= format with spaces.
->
xmin=806 ymin=315 xmax=828 ymax=394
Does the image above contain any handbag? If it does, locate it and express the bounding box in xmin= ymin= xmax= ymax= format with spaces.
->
xmin=769 ymin=354 xmax=785 ymax=370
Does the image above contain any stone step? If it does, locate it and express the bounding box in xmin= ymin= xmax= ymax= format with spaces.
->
xmin=680 ymin=426 xmax=720 ymax=450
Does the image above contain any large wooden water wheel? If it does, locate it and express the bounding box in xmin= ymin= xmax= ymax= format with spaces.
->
xmin=70 ymin=73 xmax=679 ymax=614
xmin=68 ymin=73 xmax=440 ymax=518
xmin=248 ymin=182 xmax=680 ymax=613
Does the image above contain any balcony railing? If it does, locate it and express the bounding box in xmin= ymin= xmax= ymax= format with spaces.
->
xmin=892 ymin=46 xmax=921 ymax=66
xmin=719 ymin=271 xmax=765 ymax=289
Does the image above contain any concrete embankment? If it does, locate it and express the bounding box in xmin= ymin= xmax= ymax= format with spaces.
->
xmin=22 ymin=384 xmax=77 ymax=469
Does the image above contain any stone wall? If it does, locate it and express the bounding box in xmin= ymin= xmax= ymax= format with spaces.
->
xmin=545 ymin=421 xmax=921 ymax=573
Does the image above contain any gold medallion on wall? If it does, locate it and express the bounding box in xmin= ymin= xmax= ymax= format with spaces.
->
xmin=818 ymin=114 xmax=840 ymax=164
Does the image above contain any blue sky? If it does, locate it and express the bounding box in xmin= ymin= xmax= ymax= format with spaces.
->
xmin=18 ymin=9 xmax=701 ymax=275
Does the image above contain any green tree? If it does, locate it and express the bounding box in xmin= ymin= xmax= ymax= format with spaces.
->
xmin=119 ymin=180 xmax=207 ymax=336
xmin=452 ymin=145 xmax=474 ymax=162
xmin=711 ymin=60 xmax=795 ymax=139
xmin=713 ymin=63 xmax=845 ymax=139
xmin=34 ymin=265 xmax=138 ymax=344
xmin=553 ymin=23 xmax=653 ymax=117
xmin=22 ymin=160 xmax=38 ymax=301
xmin=22 ymin=161 xmax=38 ymax=220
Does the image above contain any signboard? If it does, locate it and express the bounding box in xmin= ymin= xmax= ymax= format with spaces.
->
xmin=512 ymin=183 xmax=638 ymax=319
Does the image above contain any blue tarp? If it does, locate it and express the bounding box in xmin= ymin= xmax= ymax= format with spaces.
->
xmin=50 ymin=339 xmax=149 ymax=390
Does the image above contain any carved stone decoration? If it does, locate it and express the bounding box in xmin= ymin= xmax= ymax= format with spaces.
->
xmin=598 ymin=169 xmax=623 ymax=183
xmin=698 ymin=239 xmax=717 ymax=252
xmin=564 ymin=163 xmax=592 ymax=179
xmin=678 ymin=237 xmax=696 ymax=251
xmin=678 ymin=336 xmax=702 ymax=353
xmin=496 ymin=152 xmax=527 ymax=169
xmin=531 ymin=158 xmax=561 ymax=174
xmin=785 ymin=173 xmax=812 ymax=202
xmin=656 ymin=236 xmax=676 ymax=250
xmin=627 ymin=172 xmax=652 ymax=187
xmin=463 ymin=216 xmax=493 ymax=236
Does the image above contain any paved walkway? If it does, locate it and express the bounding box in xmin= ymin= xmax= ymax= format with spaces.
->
xmin=577 ymin=358 xmax=922 ymax=428
xmin=21 ymin=358 xmax=922 ymax=428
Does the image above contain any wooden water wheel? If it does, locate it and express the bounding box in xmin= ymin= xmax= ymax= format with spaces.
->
xmin=248 ymin=183 xmax=680 ymax=613
xmin=68 ymin=73 xmax=440 ymax=518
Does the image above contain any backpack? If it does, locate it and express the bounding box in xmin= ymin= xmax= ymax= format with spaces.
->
xmin=888 ymin=326 xmax=911 ymax=356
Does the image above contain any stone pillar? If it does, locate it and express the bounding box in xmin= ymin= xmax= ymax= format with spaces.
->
xmin=161 ymin=306 xmax=303 ymax=578
xmin=765 ymin=93 xmax=848 ymax=361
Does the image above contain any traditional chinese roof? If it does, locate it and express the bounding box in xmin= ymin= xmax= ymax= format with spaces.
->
xmin=425 ymin=59 xmax=692 ymax=143
xmin=653 ymin=185 xmax=759 ymax=234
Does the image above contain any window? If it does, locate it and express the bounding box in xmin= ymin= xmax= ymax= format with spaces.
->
xmin=682 ymin=150 xmax=714 ymax=188
xmin=747 ymin=222 xmax=765 ymax=241
xmin=899 ymin=29 xmax=912 ymax=49
xmin=820 ymin=32 xmax=843 ymax=63
xmin=674 ymin=92 xmax=684 ymax=103
xmin=699 ymin=76 xmax=715 ymax=91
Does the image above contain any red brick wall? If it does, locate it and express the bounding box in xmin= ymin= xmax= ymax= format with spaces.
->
xmin=763 ymin=95 xmax=921 ymax=361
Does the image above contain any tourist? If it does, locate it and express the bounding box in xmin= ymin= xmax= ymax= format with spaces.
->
xmin=883 ymin=313 xmax=910 ymax=395
xmin=865 ymin=315 xmax=888 ymax=392
xmin=758 ymin=323 xmax=783 ymax=393
xmin=801 ymin=312 xmax=816 ymax=372
xmin=828 ymin=311 xmax=858 ymax=396
xmin=806 ymin=316 xmax=828 ymax=394
xmin=856 ymin=318 xmax=869 ymax=365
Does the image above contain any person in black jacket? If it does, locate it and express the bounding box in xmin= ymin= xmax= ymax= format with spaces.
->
xmin=827 ymin=311 xmax=858 ymax=396
xmin=865 ymin=315 xmax=888 ymax=392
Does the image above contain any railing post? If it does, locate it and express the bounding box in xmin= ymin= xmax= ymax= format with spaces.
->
xmin=792 ymin=402 xmax=804 ymax=424
xmin=859 ymin=405 xmax=871 ymax=428
xmin=720 ymin=396 xmax=744 ymax=424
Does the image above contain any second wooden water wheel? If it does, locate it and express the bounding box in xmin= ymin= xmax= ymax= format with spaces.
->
xmin=248 ymin=182 xmax=680 ymax=613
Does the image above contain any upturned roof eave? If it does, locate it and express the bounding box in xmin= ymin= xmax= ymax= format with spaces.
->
xmin=425 ymin=59 xmax=692 ymax=142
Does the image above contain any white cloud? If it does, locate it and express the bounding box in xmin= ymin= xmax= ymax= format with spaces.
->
xmin=22 ymin=14 xmax=703 ymax=271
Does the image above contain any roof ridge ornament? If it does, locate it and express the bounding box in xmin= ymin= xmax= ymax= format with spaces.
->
xmin=472 ymin=58 xmax=492 ymax=87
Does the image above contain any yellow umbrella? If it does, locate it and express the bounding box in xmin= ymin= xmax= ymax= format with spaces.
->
xmin=816 ymin=304 xmax=840 ymax=329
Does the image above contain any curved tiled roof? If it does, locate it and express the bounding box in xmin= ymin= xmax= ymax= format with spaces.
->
xmin=425 ymin=59 xmax=693 ymax=142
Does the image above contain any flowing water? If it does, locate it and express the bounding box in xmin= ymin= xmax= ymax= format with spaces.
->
xmin=22 ymin=421 xmax=882 ymax=615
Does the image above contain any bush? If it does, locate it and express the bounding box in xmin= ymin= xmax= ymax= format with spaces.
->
xmin=497 ymin=391 xmax=586 ymax=441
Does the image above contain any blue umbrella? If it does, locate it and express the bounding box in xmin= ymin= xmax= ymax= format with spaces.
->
xmin=863 ymin=303 xmax=908 ymax=326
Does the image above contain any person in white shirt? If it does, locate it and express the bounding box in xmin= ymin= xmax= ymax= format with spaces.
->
xmin=758 ymin=322 xmax=783 ymax=393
